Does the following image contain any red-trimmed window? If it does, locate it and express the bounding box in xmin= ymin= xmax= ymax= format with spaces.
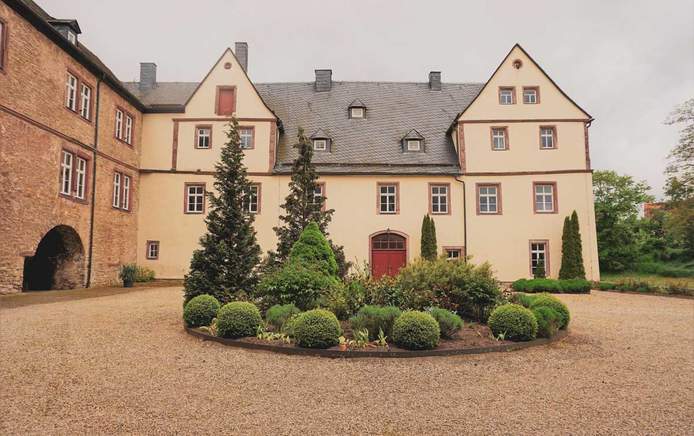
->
xmin=115 ymin=109 xmax=123 ymax=139
xmin=378 ymin=183 xmax=398 ymax=214
xmin=445 ymin=248 xmax=462 ymax=261
xmin=499 ymin=87 xmax=515 ymax=105
xmin=540 ymin=126 xmax=556 ymax=149
xmin=244 ymin=184 xmax=260 ymax=214
xmin=65 ymin=73 xmax=78 ymax=111
xmin=530 ymin=241 xmax=549 ymax=276
xmin=113 ymin=171 xmax=132 ymax=211
xmin=239 ymin=127 xmax=254 ymax=149
xmin=59 ymin=150 xmax=88 ymax=201
xmin=79 ymin=83 xmax=91 ymax=120
xmin=534 ymin=183 xmax=557 ymax=213
xmin=216 ymin=86 xmax=236 ymax=115
xmin=523 ymin=87 xmax=539 ymax=104
xmin=185 ymin=184 xmax=205 ymax=214
xmin=195 ymin=126 xmax=212 ymax=149
xmin=477 ymin=184 xmax=501 ymax=214
xmin=430 ymin=184 xmax=449 ymax=214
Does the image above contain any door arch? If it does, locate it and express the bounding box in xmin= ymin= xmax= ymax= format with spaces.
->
xmin=370 ymin=231 xmax=408 ymax=278
xmin=23 ymin=225 xmax=85 ymax=291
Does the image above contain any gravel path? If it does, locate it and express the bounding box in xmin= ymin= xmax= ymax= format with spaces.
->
xmin=1 ymin=288 xmax=693 ymax=435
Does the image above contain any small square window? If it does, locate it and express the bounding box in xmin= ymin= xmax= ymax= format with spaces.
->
xmin=491 ymin=128 xmax=508 ymax=150
xmin=478 ymin=184 xmax=500 ymax=214
xmin=523 ymin=87 xmax=539 ymax=104
xmin=540 ymin=127 xmax=556 ymax=149
xmin=196 ymin=127 xmax=211 ymax=149
xmin=378 ymin=184 xmax=398 ymax=214
xmin=239 ymin=128 xmax=254 ymax=149
xmin=445 ymin=248 xmax=462 ymax=261
xmin=350 ymin=107 xmax=365 ymax=118
xmin=146 ymin=241 xmax=160 ymax=260
xmin=406 ymin=140 xmax=421 ymax=152
xmin=313 ymin=139 xmax=328 ymax=151
xmin=430 ymin=184 xmax=449 ymax=214
xmin=534 ymin=183 xmax=556 ymax=213
xmin=499 ymin=87 xmax=515 ymax=105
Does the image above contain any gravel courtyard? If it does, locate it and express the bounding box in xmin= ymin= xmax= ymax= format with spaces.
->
xmin=1 ymin=287 xmax=692 ymax=435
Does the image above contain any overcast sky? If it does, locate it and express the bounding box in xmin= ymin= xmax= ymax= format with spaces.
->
xmin=39 ymin=0 xmax=694 ymax=198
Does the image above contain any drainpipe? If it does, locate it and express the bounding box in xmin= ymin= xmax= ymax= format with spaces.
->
xmin=454 ymin=175 xmax=467 ymax=260
xmin=85 ymin=74 xmax=103 ymax=287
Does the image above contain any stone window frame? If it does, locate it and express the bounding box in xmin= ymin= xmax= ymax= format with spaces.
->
xmin=244 ymin=183 xmax=261 ymax=214
xmin=533 ymin=181 xmax=558 ymax=214
xmin=490 ymin=127 xmax=509 ymax=151
xmin=476 ymin=183 xmax=502 ymax=215
xmin=64 ymin=69 xmax=93 ymax=124
xmin=443 ymin=246 xmax=464 ymax=261
xmin=529 ymin=239 xmax=550 ymax=276
xmin=377 ymin=182 xmax=400 ymax=215
xmin=429 ymin=183 xmax=451 ymax=215
xmin=239 ymin=126 xmax=255 ymax=149
xmin=194 ymin=125 xmax=212 ymax=149
xmin=112 ymin=170 xmax=134 ymax=212
xmin=146 ymin=241 xmax=160 ymax=260
xmin=523 ymin=86 xmax=540 ymax=104
xmin=498 ymin=86 xmax=516 ymax=105
xmin=184 ymin=182 xmax=206 ymax=214
xmin=539 ymin=125 xmax=558 ymax=149
xmin=58 ymin=148 xmax=90 ymax=205
xmin=311 ymin=182 xmax=327 ymax=212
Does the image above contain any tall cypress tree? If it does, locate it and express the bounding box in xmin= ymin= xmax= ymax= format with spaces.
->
xmin=559 ymin=210 xmax=586 ymax=279
xmin=420 ymin=215 xmax=438 ymax=260
xmin=272 ymin=127 xmax=349 ymax=276
xmin=183 ymin=118 xmax=261 ymax=304
xmin=571 ymin=211 xmax=586 ymax=279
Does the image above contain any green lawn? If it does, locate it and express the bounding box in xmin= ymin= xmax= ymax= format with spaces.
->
xmin=600 ymin=272 xmax=694 ymax=290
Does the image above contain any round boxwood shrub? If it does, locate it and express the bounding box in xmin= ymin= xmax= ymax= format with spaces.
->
xmin=216 ymin=301 xmax=263 ymax=338
xmin=183 ymin=294 xmax=221 ymax=327
xmin=429 ymin=307 xmax=463 ymax=339
xmin=488 ymin=304 xmax=538 ymax=341
xmin=532 ymin=306 xmax=560 ymax=338
xmin=529 ymin=293 xmax=570 ymax=329
xmin=392 ymin=311 xmax=440 ymax=350
xmin=293 ymin=309 xmax=342 ymax=349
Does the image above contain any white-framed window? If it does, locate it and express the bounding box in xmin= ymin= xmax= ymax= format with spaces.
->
xmin=378 ymin=184 xmax=397 ymax=214
xmin=146 ymin=241 xmax=160 ymax=260
xmin=67 ymin=30 xmax=77 ymax=45
xmin=239 ymin=127 xmax=253 ymax=149
xmin=196 ymin=127 xmax=211 ymax=149
xmin=75 ymin=156 xmax=87 ymax=199
xmin=478 ymin=185 xmax=499 ymax=214
xmin=122 ymin=175 xmax=131 ymax=210
xmin=406 ymin=139 xmax=421 ymax=152
xmin=115 ymin=109 xmax=123 ymax=139
xmin=534 ymin=183 xmax=556 ymax=213
xmin=540 ymin=127 xmax=556 ymax=149
xmin=79 ymin=84 xmax=91 ymax=119
xmin=499 ymin=87 xmax=514 ymax=104
xmin=244 ymin=184 xmax=260 ymax=213
xmin=60 ymin=150 xmax=73 ymax=195
xmin=186 ymin=184 xmax=205 ymax=214
xmin=530 ymin=241 xmax=548 ymax=275
xmin=431 ymin=184 xmax=449 ymax=214
xmin=446 ymin=248 xmax=462 ymax=261
xmin=313 ymin=139 xmax=327 ymax=151
xmin=350 ymin=107 xmax=364 ymax=118
xmin=491 ymin=128 xmax=508 ymax=150
xmin=523 ymin=87 xmax=538 ymax=104
xmin=112 ymin=172 xmax=121 ymax=208
xmin=312 ymin=184 xmax=324 ymax=206
xmin=65 ymin=73 xmax=77 ymax=111
xmin=124 ymin=115 xmax=133 ymax=144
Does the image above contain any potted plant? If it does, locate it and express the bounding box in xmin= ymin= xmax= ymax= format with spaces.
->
xmin=119 ymin=263 xmax=137 ymax=288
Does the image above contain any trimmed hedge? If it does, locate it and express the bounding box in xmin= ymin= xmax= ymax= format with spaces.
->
xmin=293 ymin=309 xmax=342 ymax=349
xmin=349 ymin=305 xmax=402 ymax=340
xmin=429 ymin=307 xmax=463 ymax=339
xmin=488 ymin=304 xmax=538 ymax=341
xmin=183 ymin=294 xmax=221 ymax=327
xmin=532 ymin=306 xmax=560 ymax=338
xmin=392 ymin=311 xmax=440 ymax=350
xmin=216 ymin=301 xmax=263 ymax=338
xmin=265 ymin=304 xmax=300 ymax=331
xmin=511 ymin=278 xmax=591 ymax=294
xmin=529 ymin=293 xmax=570 ymax=329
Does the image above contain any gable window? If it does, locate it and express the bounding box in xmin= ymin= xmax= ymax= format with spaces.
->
xmin=378 ymin=183 xmax=398 ymax=214
xmin=540 ymin=126 xmax=556 ymax=149
xmin=350 ymin=107 xmax=365 ymax=119
xmin=523 ymin=87 xmax=539 ymax=104
xmin=185 ymin=183 xmax=205 ymax=214
xmin=244 ymin=184 xmax=260 ymax=214
xmin=430 ymin=184 xmax=450 ymax=214
xmin=239 ymin=127 xmax=254 ymax=149
xmin=146 ymin=241 xmax=159 ymax=260
xmin=195 ymin=126 xmax=212 ymax=149
xmin=124 ymin=114 xmax=133 ymax=144
xmin=115 ymin=109 xmax=123 ymax=139
xmin=534 ymin=183 xmax=557 ymax=213
xmin=406 ymin=139 xmax=422 ymax=152
xmin=491 ymin=127 xmax=508 ymax=150
xmin=112 ymin=172 xmax=121 ymax=208
xmin=59 ymin=150 xmax=88 ymax=201
xmin=79 ymin=84 xmax=91 ymax=120
xmin=216 ymin=86 xmax=236 ymax=115
xmin=445 ymin=248 xmax=463 ymax=261
xmin=477 ymin=184 xmax=501 ymax=214
xmin=112 ymin=171 xmax=132 ymax=211
xmin=530 ymin=241 xmax=549 ymax=276
xmin=0 ymin=19 xmax=6 ymax=71
xmin=65 ymin=73 xmax=78 ymax=111
xmin=498 ymin=87 xmax=515 ymax=105
xmin=66 ymin=30 xmax=77 ymax=45
xmin=313 ymin=139 xmax=327 ymax=151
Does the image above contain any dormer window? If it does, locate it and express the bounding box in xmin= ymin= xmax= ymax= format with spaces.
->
xmin=406 ymin=140 xmax=421 ymax=152
xmin=313 ymin=139 xmax=327 ymax=151
xmin=348 ymin=99 xmax=367 ymax=119
xmin=401 ymin=129 xmax=424 ymax=152
xmin=67 ymin=30 xmax=77 ymax=45
xmin=310 ymin=129 xmax=331 ymax=152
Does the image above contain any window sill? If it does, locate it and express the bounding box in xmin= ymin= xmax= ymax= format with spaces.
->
xmin=112 ymin=205 xmax=132 ymax=213
xmin=115 ymin=136 xmax=134 ymax=148
xmin=59 ymin=192 xmax=89 ymax=205
xmin=65 ymin=106 xmax=93 ymax=125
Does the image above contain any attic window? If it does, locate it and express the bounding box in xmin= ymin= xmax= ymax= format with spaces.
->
xmin=313 ymin=139 xmax=328 ymax=151
xmin=350 ymin=107 xmax=364 ymax=119
xmin=406 ymin=140 xmax=421 ymax=152
xmin=67 ymin=30 xmax=77 ymax=45
xmin=401 ymin=129 xmax=424 ymax=152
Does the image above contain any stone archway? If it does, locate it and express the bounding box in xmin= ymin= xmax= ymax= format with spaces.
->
xmin=23 ymin=225 xmax=85 ymax=291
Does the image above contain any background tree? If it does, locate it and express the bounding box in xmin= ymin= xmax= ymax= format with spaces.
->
xmin=593 ymin=170 xmax=653 ymax=272
xmin=183 ymin=119 xmax=261 ymax=303
xmin=420 ymin=215 xmax=437 ymax=260
xmin=559 ymin=211 xmax=585 ymax=279
xmin=271 ymin=128 xmax=349 ymax=276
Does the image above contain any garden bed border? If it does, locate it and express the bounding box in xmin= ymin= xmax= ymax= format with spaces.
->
xmin=185 ymin=326 xmax=568 ymax=358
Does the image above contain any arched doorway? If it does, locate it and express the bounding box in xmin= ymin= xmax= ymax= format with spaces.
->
xmin=23 ymin=225 xmax=85 ymax=291
xmin=370 ymin=231 xmax=408 ymax=278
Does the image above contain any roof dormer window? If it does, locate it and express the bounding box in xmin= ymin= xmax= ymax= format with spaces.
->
xmin=313 ymin=139 xmax=327 ymax=151
xmin=310 ymin=129 xmax=331 ymax=152
xmin=348 ymin=99 xmax=366 ymax=119
xmin=401 ymin=129 xmax=424 ymax=152
xmin=406 ymin=139 xmax=421 ymax=152
xmin=67 ymin=30 xmax=77 ymax=45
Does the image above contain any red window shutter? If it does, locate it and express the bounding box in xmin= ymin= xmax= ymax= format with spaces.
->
xmin=216 ymin=87 xmax=236 ymax=115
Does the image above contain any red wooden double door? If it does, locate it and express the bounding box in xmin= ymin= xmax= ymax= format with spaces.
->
xmin=371 ymin=232 xmax=407 ymax=278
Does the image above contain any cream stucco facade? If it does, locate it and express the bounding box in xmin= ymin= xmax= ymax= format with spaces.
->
xmin=135 ymin=44 xmax=600 ymax=282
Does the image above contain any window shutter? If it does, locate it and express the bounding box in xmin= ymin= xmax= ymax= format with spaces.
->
xmin=216 ymin=87 xmax=236 ymax=115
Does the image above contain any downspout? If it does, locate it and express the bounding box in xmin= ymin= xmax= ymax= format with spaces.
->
xmin=454 ymin=175 xmax=467 ymax=260
xmin=86 ymin=74 xmax=103 ymax=287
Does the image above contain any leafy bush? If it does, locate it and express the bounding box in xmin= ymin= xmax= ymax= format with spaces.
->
xmin=636 ymin=261 xmax=694 ymax=278
xmin=529 ymin=294 xmax=570 ymax=329
xmin=509 ymin=292 xmax=536 ymax=308
xmin=392 ymin=311 xmax=440 ymax=350
xmin=428 ymin=307 xmax=463 ymax=339
xmin=511 ymin=278 xmax=591 ymax=294
xmin=256 ymin=262 xmax=338 ymax=310
xmin=288 ymin=222 xmax=338 ymax=277
xmin=183 ymin=294 xmax=221 ymax=327
xmin=293 ymin=309 xmax=342 ymax=348
xmin=349 ymin=305 xmax=402 ymax=340
xmin=119 ymin=263 xmax=137 ymax=286
xmin=281 ymin=313 xmax=301 ymax=337
xmin=135 ymin=265 xmax=155 ymax=282
xmin=597 ymin=281 xmax=616 ymax=290
xmin=216 ymin=301 xmax=263 ymax=338
xmin=265 ymin=304 xmax=300 ymax=331
xmin=488 ymin=304 xmax=538 ymax=341
xmin=532 ymin=306 xmax=560 ymax=338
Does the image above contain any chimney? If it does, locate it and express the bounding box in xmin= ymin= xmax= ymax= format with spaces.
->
xmin=315 ymin=69 xmax=332 ymax=92
xmin=235 ymin=42 xmax=248 ymax=72
xmin=429 ymin=71 xmax=441 ymax=91
xmin=139 ymin=62 xmax=157 ymax=90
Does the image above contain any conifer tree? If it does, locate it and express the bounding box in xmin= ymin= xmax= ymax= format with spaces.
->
xmin=559 ymin=210 xmax=586 ymax=279
xmin=183 ymin=118 xmax=261 ymax=304
xmin=271 ymin=128 xmax=349 ymax=276
xmin=420 ymin=215 xmax=438 ymax=260
xmin=571 ymin=211 xmax=586 ymax=279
